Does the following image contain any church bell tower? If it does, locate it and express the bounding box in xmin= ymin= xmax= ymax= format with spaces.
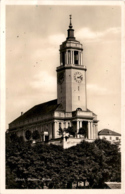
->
xmin=57 ymin=15 xmax=87 ymax=112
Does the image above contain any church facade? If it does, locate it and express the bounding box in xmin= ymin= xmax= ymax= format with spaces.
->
xmin=8 ymin=16 xmax=98 ymax=144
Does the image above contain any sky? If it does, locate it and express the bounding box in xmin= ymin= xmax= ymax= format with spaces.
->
xmin=6 ymin=5 xmax=121 ymax=133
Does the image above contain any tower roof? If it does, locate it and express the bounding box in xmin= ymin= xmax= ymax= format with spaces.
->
xmin=60 ymin=15 xmax=82 ymax=51
xmin=98 ymin=129 xmax=121 ymax=136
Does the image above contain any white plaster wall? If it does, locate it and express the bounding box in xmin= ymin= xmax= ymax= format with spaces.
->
xmin=71 ymin=69 xmax=87 ymax=111
xmin=57 ymin=67 xmax=87 ymax=112
xmin=48 ymin=123 xmax=53 ymax=140
xmin=99 ymin=135 xmax=121 ymax=142
xmin=63 ymin=137 xmax=84 ymax=149
xmin=54 ymin=121 xmax=61 ymax=138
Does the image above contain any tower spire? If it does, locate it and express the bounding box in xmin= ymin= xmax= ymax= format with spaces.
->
xmin=69 ymin=15 xmax=72 ymax=29
xmin=67 ymin=15 xmax=75 ymax=40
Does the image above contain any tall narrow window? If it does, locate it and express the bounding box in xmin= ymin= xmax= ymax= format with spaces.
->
xmin=62 ymin=52 xmax=65 ymax=65
xmin=59 ymin=122 xmax=61 ymax=129
xmin=60 ymin=53 xmax=62 ymax=65
xmin=78 ymin=86 xmax=80 ymax=91
xmin=68 ymin=50 xmax=70 ymax=64
xmin=74 ymin=51 xmax=78 ymax=65
xmin=78 ymin=96 xmax=80 ymax=101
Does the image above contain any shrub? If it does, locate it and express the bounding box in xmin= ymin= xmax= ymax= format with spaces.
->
xmin=78 ymin=127 xmax=87 ymax=137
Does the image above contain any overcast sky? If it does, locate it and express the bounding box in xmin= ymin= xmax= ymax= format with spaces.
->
xmin=6 ymin=5 xmax=121 ymax=133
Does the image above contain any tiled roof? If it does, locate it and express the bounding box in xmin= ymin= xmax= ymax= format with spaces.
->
xmin=9 ymin=99 xmax=59 ymax=125
xmin=98 ymin=129 xmax=121 ymax=136
xmin=9 ymin=98 xmax=97 ymax=127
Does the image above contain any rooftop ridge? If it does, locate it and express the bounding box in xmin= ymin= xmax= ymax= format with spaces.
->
xmin=98 ymin=129 xmax=121 ymax=136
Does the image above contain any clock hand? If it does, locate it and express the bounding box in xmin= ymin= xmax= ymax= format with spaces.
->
xmin=77 ymin=76 xmax=82 ymax=79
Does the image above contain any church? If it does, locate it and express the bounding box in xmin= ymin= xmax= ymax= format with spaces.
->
xmin=8 ymin=16 xmax=98 ymax=147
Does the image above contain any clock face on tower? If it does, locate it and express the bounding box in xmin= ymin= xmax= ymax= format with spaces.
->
xmin=74 ymin=72 xmax=83 ymax=83
xmin=58 ymin=72 xmax=65 ymax=84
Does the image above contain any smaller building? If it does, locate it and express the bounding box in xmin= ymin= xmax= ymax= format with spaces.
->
xmin=98 ymin=129 xmax=121 ymax=144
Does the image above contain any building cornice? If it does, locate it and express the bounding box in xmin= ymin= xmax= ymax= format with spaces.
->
xmin=98 ymin=134 xmax=121 ymax=136
xmin=60 ymin=47 xmax=83 ymax=52
xmin=56 ymin=65 xmax=87 ymax=72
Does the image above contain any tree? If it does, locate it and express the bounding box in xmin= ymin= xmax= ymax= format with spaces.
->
xmin=65 ymin=126 xmax=76 ymax=137
xmin=78 ymin=127 xmax=87 ymax=137
xmin=6 ymin=134 xmax=121 ymax=189
xmin=58 ymin=127 xmax=63 ymax=137
xmin=10 ymin=133 xmax=18 ymax=142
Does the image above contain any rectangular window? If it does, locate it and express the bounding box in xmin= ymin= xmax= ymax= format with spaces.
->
xmin=78 ymin=96 xmax=80 ymax=100
xmin=110 ymin=136 xmax=112 ymax=140
xmin=74 ymin=51 xmax=78 ymax=65
xmin=78 ymin=86 xmax=80 ymax=91
xmin=68 ymin=50 xmax=70 ymax=64
xmin=59 ymin=123 xmax=62 ymax=129
xmin=116 ymin=137 xmax=119 ymax=140
xmin=62 ymin=52 xmax=65 ymax=65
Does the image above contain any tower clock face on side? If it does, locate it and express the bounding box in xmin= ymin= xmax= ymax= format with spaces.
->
xmin=58 ymin=72 xmax=65 ymax=84
xmin=74 ymin=72 xmax=83 ymax=83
